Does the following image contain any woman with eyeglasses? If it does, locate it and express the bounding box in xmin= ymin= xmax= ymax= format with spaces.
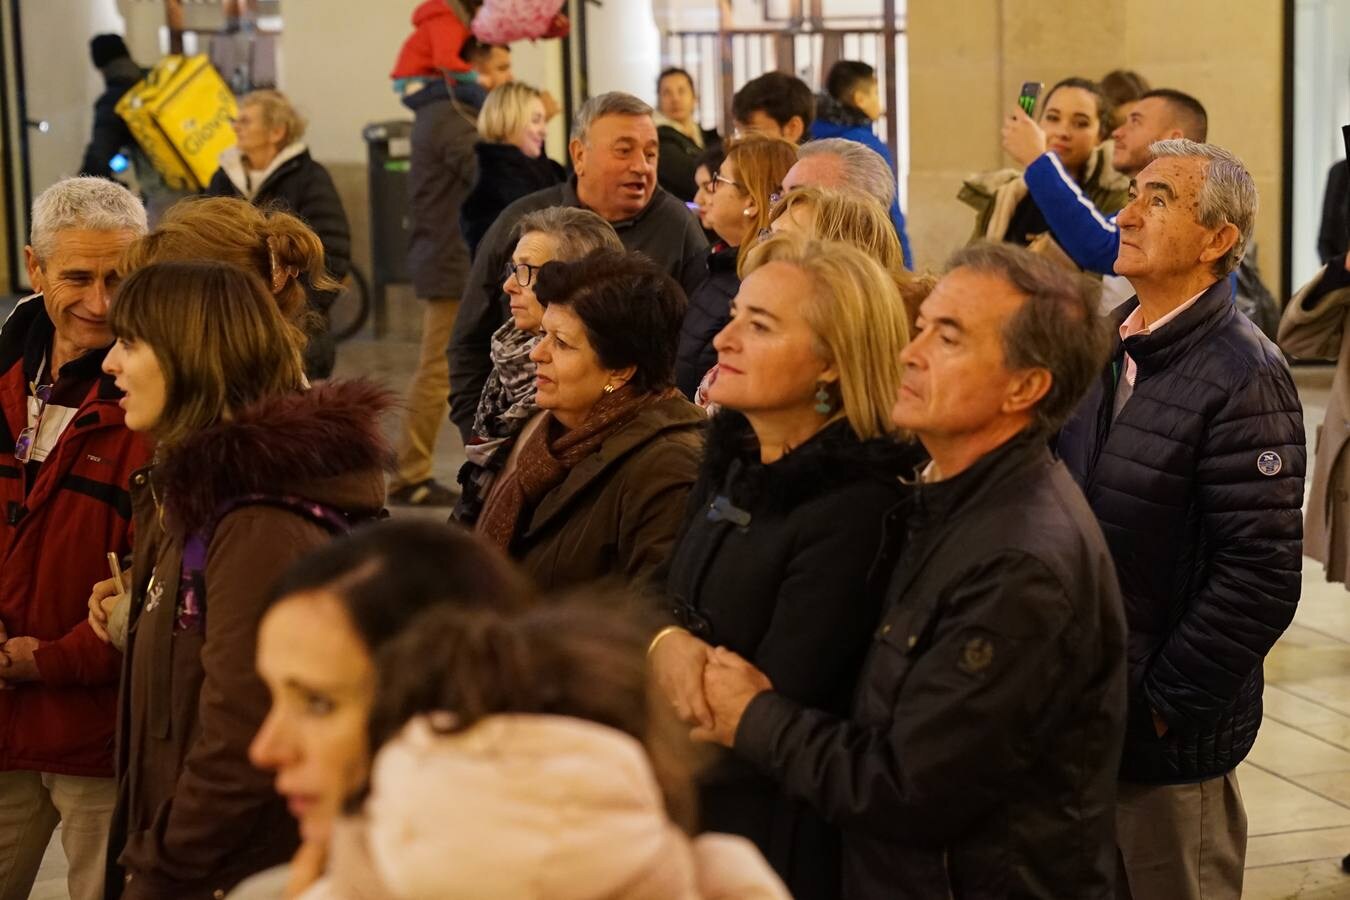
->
xmin=474 ymin=249 xmax=703 ymax=591
xmin=453 ymin=207 xmax=622 ymax=525
xmin=674 ymin=136 xmax=797 ymax=399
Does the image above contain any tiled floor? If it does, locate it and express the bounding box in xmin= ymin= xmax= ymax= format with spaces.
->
xmin=22 ymin=292 xmax=1350 ymax=898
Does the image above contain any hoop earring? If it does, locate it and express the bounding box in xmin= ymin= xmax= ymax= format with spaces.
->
xmin=814 ymin=383 xmax=832 ymax=415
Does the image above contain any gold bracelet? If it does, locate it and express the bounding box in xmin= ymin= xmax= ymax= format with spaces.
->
xmin=647 ymin=625 xmax=689 ymax=657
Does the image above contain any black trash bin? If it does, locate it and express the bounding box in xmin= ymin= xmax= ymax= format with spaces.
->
xmin=363 ymin=120 xmax=414 ymax=337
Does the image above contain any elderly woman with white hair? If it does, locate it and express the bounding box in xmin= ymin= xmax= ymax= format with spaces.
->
xmin=461 ymin=81 xmax=566 ymax=257
xmin=207 ymin=88 xmax=351 ymax=379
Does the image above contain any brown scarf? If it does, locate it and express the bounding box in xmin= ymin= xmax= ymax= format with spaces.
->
xmin=478 ymin=385 xmax=674 ymax=551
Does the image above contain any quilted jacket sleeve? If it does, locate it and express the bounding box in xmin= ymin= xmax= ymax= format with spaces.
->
xmin=1141 ymin=359 xmax=1306 ymax=731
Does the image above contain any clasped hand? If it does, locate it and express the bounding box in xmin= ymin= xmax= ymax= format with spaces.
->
xmin=650 ymin=630 xmax=773 ymax=747
xmin=0 ymin=619 xmax=42 ymax=686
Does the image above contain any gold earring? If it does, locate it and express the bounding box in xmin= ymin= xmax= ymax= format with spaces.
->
xmin=603 ymin=384 xmax=615 ymax=394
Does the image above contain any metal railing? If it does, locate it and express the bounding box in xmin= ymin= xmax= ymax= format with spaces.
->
xmin=660 ymin=5 xmax=906 ymax=174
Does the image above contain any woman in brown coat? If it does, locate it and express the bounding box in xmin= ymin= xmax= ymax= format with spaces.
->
xmin=1278 ymin=251 xmax=1350 ymax=583
xmin=95 ymin=261 xmax=389 ymax=899
xmin=476 ymin=249 xmax=703 ymax=590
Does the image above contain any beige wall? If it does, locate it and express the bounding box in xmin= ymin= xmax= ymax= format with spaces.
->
xmin=280 ymin=2 xmax=566 ymax=276
xmin=907 ymin=0 xmax=1284 ymax=290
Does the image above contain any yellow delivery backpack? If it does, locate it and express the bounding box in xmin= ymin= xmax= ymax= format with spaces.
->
xmin=115 ymin=54 xmax=237 ymax=192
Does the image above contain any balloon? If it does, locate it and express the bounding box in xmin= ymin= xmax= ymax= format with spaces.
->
xmin=471 ymin=0 xmax=568 ymax=44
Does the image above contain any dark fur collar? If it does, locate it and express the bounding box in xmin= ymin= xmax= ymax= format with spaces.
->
xmin=701 ymin=410 xmax=920 ymax=512
xmin=155 ymin=379 xmax=394 ymax=532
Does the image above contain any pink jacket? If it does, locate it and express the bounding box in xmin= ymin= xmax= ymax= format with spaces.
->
xmin=302 ymin=715 xmax=789 ymax=900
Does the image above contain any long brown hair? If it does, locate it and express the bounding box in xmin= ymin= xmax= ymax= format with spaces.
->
xmin=721 ymin=135 xmax=798 ymax=271
xmin=109 ymin=261 xmax=306 ymax=449
xmin=120 ymin=197 xmax=336 ymax=350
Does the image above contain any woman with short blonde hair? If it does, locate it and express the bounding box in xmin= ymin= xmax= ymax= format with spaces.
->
xmin=768 ymin=185 xmax=933 ymax=328
xmin=476 ymin=81 xmax=542 ymax=144
xmin=740 ymin=233 xmax=909 ymax=440
xmin=462 ymin=81 xmax=565 ymax=256
xmin=652 ymin=233 xmax=922 ymax=897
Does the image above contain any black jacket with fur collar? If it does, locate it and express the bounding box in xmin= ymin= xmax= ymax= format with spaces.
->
xmin=110 ymin=380 xmax=391 ymax=900
xmin=662 ymin=411 xmax=922 ymax=900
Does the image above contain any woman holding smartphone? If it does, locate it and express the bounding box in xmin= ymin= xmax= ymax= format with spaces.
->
xmin=959 ymin=77 xmax=1128 ymax=267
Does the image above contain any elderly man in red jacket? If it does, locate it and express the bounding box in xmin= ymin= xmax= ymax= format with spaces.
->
xmin=0 ymin=176 xmax=149 ymax=900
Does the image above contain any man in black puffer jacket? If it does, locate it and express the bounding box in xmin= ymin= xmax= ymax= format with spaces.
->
xmin=1057 ymin=139 xmax=1305 ymax=900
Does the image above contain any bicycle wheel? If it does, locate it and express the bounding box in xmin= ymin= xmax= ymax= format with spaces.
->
xmin=330 ymin=265 xmax=372 ymax=342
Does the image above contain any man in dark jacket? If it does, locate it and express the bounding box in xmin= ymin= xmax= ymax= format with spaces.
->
xmin=694 ymin=242 xmax=1127 ymax=899
xmin=79 ymin=34 xmax=140 ymax=182
xmin=1319 ymin=158 xmax=1348 ymax=265
xmin=1057 ymin=140 xmax=1305 ymax=900
xmin=809 ymin=60 xmax=913 ymax=267
xmin=446 ymin=91 xmax=708 ymax=441
xmin=0 ymin=177 xmax=150 ymax=900
xmin=386 ymin=76 xmax=484 ymax=505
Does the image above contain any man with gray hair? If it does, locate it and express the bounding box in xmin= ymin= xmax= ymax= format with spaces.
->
xmin=694 ymin=241 xmax=1126 ymax=898
xmin=781 ymin=137 xmax=912 ymax=267
xmin=447 ymin=91 xmax=708 ymax=441
xmin=0 ymin=176 xmax=150 ymax=900
xmin=1057 ymin=140 xmax=1305 ymax=900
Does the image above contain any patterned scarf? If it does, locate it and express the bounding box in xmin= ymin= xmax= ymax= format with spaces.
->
xmin=472 ymin=322 xmax=542 ymax=441
xmin=477 ymin=385 xmax=674 ymax=551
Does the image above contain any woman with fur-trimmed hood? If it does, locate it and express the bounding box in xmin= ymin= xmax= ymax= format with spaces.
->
xmin=958 ymin=77 xmax=1128 ymax=271
xmin=94 ymin=261 xmax=390 ymax=900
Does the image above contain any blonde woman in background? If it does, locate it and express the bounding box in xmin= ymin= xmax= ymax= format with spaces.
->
xmin=767 ymin=185 xmax=933 ymax=327
xmin=461 ymin=81 xmax=566 ymax=257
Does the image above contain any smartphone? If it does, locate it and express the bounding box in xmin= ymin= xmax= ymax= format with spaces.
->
xmin=1018 ymin=81 xmax=1043 ymax=117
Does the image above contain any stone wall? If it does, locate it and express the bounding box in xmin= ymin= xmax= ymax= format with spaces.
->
xmin=907 ymin=0 xmax=1284 ymax=291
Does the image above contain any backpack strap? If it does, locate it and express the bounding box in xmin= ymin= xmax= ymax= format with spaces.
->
xmin=176 ymin=493 xmax=356 ymax=633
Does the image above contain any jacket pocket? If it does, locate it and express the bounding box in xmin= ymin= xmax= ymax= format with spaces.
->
xmin=868 ymin=598 xmax=941 ymax=708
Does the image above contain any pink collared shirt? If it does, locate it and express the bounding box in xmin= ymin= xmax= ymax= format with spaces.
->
xmin=1118 ymin=288 xmax=1208 ymax=386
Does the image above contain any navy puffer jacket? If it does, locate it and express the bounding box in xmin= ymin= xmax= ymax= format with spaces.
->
xmin=1057 ymin=277 xmax=1305 ymax=784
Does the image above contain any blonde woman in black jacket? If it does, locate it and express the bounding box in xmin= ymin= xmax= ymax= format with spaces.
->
xmin=652 ymin=234 xmax=918 ymax=899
